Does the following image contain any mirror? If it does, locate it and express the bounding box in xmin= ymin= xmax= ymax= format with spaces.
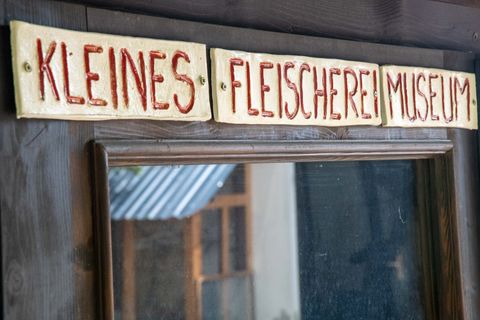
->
xmin=108 ymin=160 xmax=426 ymax=320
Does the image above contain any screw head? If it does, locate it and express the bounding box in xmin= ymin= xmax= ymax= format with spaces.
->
xmin=220 ymin=82 xmax=227 ymax=91
xmin=23 ymin=62 xmax=32 ymax=73
xmin=473 ymin=99 xmax=476 ymax=106
xmin=199 ymin=75 xmax=206 ymax=85
xmin=474 ymin=32 xmax=479 ymax=41
xmin=374 ymin=90 xmax=378 ymax=97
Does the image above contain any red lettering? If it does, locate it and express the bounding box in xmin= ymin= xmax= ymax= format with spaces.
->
xmin=454 ymin=77 xmax=471 ymax=121
xmin=284 ymin=62 xmax=299 ymax=120
xmin=37 ymin=39 xmax=59 ymax=101
xmin=277 ymin=63 xmax=283 ymax=119
xmin=441 ymin=76 xmax=452 ymax=123
xmin=416 ymin=73 xmax=428 ymax=121
xmin=313 ymin=67 xmax=327 ymax=119
xmin=329 ymin=68 xmax=341 ymax=120
xmin=245 ymin=61 xmax=259 ymax=116
xmin=386 ymin=72 xmax=403 ymax=119
xmin=84 ymin=45 xmax=107 ymax=106
xmin=150 ymin=51 xmax=169 ymax=110
xmin=373 ymin=70 xmax=379 ymax=117
xmin=259 ymin=62 xmax=274 ymax=117
xmin=448 ymin=77 xmax=454 ymax=122
xmin=121 ymin=48 xmax=147 ymax=110
xmin=299 ymin=63 xmax=311 ymax=119
xmin=344 ymin=68 xmax=359 ymax=118
xmin=403 ymin=72 xmax=416 ymax=121
xmin=172 ymin=51 xmax=195 ymax=114
xmin=229 ymin=58 xmax=244 ymax=114
xmin=429 ymin=73 xmax=439 ymax=121
xmin=411 ymin=73 xmax=417 ymax=122
xmin=358 ymin=69 xmax=371 ymax=119
xmin=61 ymin=42 xmax=84 ymax=104
xmin=109 ymin=47 xmax=118 ymax=109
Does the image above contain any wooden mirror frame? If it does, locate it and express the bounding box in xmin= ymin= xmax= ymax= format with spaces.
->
xmin=92 ymin=137 xmax=476 ymax=320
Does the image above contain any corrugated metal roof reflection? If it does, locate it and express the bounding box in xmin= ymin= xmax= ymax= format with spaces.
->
xmin=108 ymin=164 xmax=236 ymax=220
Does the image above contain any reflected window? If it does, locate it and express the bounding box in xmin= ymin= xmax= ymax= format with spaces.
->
xmin=109 ymin=161 xmax=426 ymax=320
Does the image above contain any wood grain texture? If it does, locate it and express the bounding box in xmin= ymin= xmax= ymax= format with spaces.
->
xmin=0 ymin=1 xmax=95 ymax=320
xmin=86 ymin=7 xmax=446 ymax=67
xmin=78 ymin=0 xmax=480 ymax=52
xmin=92 ymin=142 xmax=113 ymax=320
xmin=434 ymin=0 xmax=480 ymax=9
xmin=94 ymin=120 xmax=450 ymax=141
xmin=6 ymin=0 xmax=85 ymax=29
xmin=428 ymin=153 xmax=464 ymax=320
xmin=415 ymin=160 xmax=438 ymax=320
xmin=101 ymin=139 xmax=453 ymax=166
xmin=446 ymin=129 xmax=480 ymax=320
xmin=0 ymin=0 xmax=4 ymax=25
xmin=444 ymin=51 xmax=480 ymax=320
xmin=69 ymin=121 xmax=96 ymax=320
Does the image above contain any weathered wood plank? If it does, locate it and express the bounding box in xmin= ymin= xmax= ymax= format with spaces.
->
xmin=0 ymin=0 xmax=5 ymax=25
xmin=77 ymin=0 xmax=480 ymax=52
xmin=93 ymin=119 xmax=449 ymax=141
xmin=1 ymin=1 xmax=95 ymax=320
xmin=443 ymin=50 xmax=480 ymax=320
xmin=86 ymin=7 xmax=445 ymax=67
xmin=6 ymin=0 xmax=85 ymax=29
xmin=100 ymin=139 xmax=454 ymax=166
xmin=434 ymin=0 xmax=480 ymax=8
xmin=75 ymin=0 xmax=400 ymax=40
xmin=444 ymin=129 xmax=480 ymax=320
xmin=69 ymin=121 xmax=96 ymax=320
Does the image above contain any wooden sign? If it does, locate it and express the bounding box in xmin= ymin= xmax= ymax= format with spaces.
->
xmin=211 ymin=48 xmax=381 ymax=126
xmin=381 ymin=66 xmax=477 ymax=129
xmin=10 ymin=21 xmax=211 ymax=121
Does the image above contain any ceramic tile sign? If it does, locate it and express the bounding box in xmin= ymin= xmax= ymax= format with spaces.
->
xmin=211 ymin=48 xmax=381 ymax=126
xmin=10 ymin=21 xmax=211 ymax=121
xmin=381 ymin=66 xmax=477 ymax=129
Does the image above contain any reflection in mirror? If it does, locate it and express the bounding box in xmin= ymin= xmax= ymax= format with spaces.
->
xmin=109 ymin=161 xmax=425 ymax=320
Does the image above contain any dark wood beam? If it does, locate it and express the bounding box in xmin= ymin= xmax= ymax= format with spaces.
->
xmin=1 ymin=1 xmax=95 ymax=319
xmin=68 ymin=0 xmax=480 ymax=53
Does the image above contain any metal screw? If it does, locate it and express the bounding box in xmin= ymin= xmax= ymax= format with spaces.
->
xmin=220 ymin=82 xmax=227 ymax=91
xmin=199 ymin=75 xmax=206 ymax=85
xmin=23 ymin=62 xmax=32 ymax=73
xmin=474 ymin=32 xmax=479 ymax=41
xmin=473 ymin=99 xmax=476 ymax=105
xmin=374 ymin=90 xmax=378 ymax=97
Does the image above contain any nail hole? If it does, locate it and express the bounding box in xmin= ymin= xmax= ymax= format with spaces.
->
xmin=23 ymin=62 xmax=32 ymax=73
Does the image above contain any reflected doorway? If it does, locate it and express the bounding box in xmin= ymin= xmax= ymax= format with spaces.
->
xmin=109 ymin=160 xmax=426 ymax=320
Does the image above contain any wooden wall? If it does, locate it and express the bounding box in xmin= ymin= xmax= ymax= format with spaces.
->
xmin=0 ymin=1 xmax=95 ymax=319
xmin=0 ymin=0 xmax=478 ymax=319
xmin=72 ymin=0 xmax=480 ymax=53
